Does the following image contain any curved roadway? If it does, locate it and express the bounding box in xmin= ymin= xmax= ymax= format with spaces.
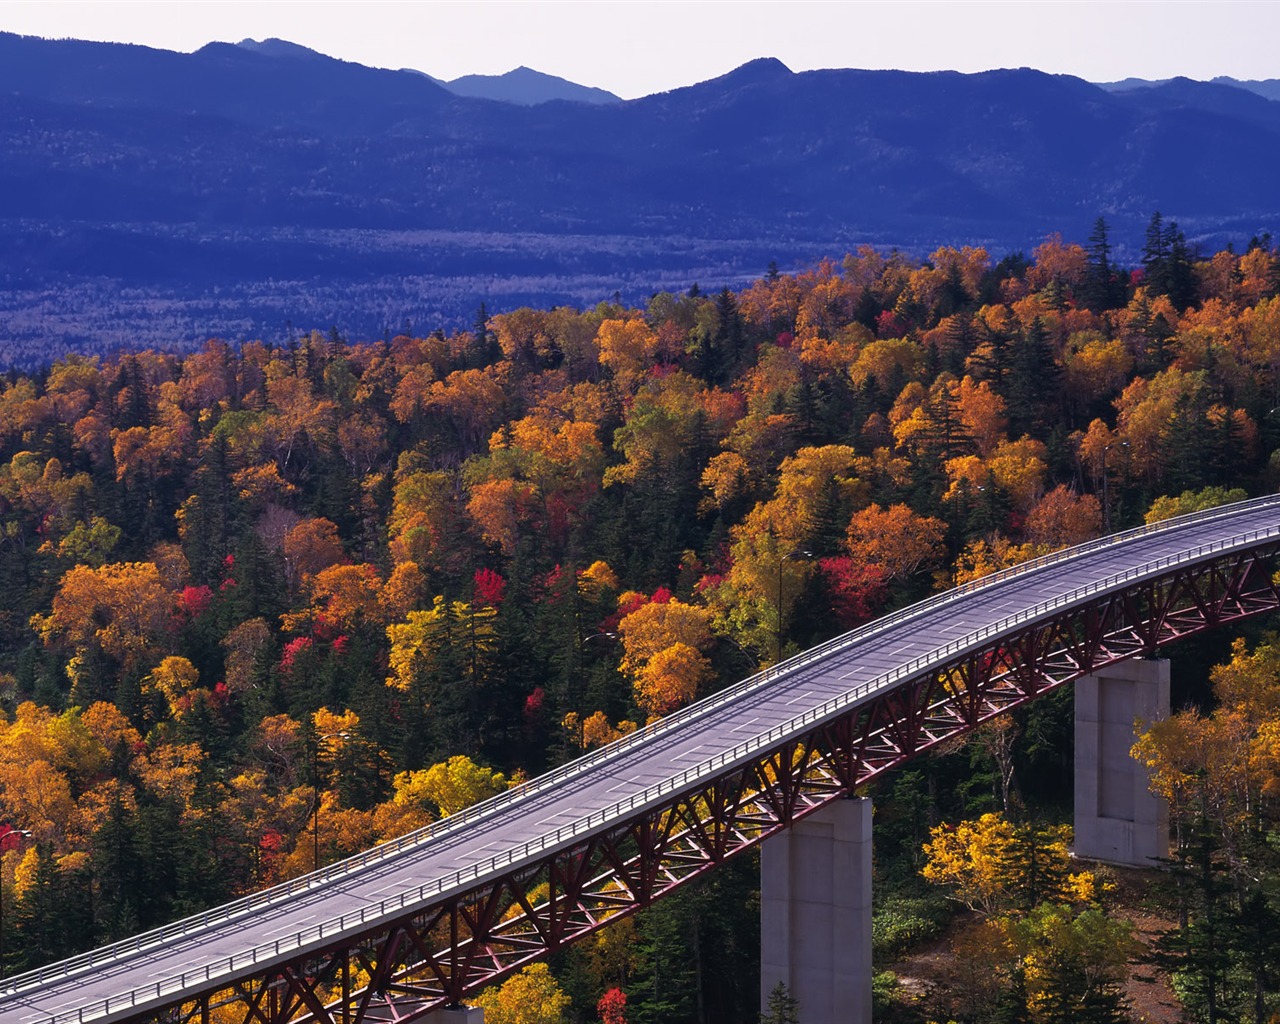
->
xmin=4 ymin=495 xmax=1280 ymax=1024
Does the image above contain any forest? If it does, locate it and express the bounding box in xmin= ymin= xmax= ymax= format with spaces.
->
xmin=2 ymin=216 xmax=1280 ymax=1023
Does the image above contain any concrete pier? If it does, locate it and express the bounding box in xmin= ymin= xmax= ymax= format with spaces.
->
xmin=760 ymin=797 xmax=872 ymax=1024
xmin=1074 ymin=658 xmax=1170 ymax=866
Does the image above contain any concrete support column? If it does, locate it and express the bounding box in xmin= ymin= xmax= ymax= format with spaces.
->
xmin=1074 ymin=658 xmax=1170 ymax=866
xmin=760 ymin=797 xmax=872 ymax=1024
xmin=424 ymin=1006 xmax=483 ymax=1024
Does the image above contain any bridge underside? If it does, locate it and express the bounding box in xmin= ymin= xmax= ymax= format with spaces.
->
xmin=100 ymin=545 xmax=1280 ymax=1024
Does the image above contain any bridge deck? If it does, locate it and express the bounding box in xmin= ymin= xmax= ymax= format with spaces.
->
xmin=4 ymin=496 xmax=1280 ymax=1023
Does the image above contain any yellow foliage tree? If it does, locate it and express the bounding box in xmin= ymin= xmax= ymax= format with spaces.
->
xmin=406 ymin=755 xmax=508 ymax=817
xmin=387 ymin=468 xmax=464 ymax=570
xmin=33 ymin=561 xmax=173 ymax=671
xmin=922 ymin=812 xmax=1017 ymax=915
xmin=143 ymin=655 xmax=201 ymax=718
xmin=1144 ymin=485 xmax=1248 ymax=525
xmin=563 ymin=711 xmax=638 ymax=751
xmin=617 ymin=598 xmax=714 ymax=714
xmin=1063 ymin=332 xmax=1134 ymax=404
xmin=1023 ymin=485 xmax=1101 ymax=549
xmin=633 ymin=642 xmax=711 ymax=716
xmin=1132 ymin=636 xmax=1280 ymax=858
xmin=283 ymin=563 xmax=385 ymax=634
xmin=222 ymin=617 xmax=271 ymax=694
xmin=282 ymin=517 xmax=346 ymax=588
xmin=922 ymin=812 xmax=1098 ymax=916
xmin=604 ymin=372 xmax=712 ymax=488
xmin=846 ymin=503 xmax=946 ymax=582
xmin=596 ymin=317 xmax=660 ymax=390
xmin=474 ymin=962 xmax=571 ymax=1024
xmin=385 ymin=597 xmax=496 ymax=691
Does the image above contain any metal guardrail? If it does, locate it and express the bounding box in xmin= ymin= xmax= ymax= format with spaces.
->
xmin=9 ymin=497 xmax=1280 ymax=1022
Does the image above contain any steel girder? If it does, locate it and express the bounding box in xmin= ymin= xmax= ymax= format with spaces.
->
xmin=106 ymin=544 xmax=1280 ymax=1024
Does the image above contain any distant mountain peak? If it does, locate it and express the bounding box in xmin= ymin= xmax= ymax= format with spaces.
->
xmin=443 ymin=66 xmax=619 ymax=106
xmin=234 ymin=38 xmax=326 ymax=61
xmin=717 ymin=56 xmax=793 ymax=85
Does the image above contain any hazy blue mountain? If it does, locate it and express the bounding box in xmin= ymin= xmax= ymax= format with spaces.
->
xmin=1096 ymin=77 xmax=1174 ymax=91
xmin=0 ymin=31 xmax=456 ymax=134
xmin=2 ymin=31 xmax=1280 ymax=364
xmin=1211 ymin=76 xmax=1280 ymax=102
xmin=444 ymin=66 xmax=620 ymax=105
xmin=231 ymin=39 xmax=620 ymax=104
xmin=1099 ymin=75 xmax=1280 ymax=104
xmin=235 ymin=38 xmax=329 ymax=61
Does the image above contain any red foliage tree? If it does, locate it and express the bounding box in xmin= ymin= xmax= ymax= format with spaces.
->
xmin=597 ymin=987 xmax=627 ymax=1024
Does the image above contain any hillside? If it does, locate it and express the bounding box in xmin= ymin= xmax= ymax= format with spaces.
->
xmin=2 ymin=234 xmax=1280 ymax=1019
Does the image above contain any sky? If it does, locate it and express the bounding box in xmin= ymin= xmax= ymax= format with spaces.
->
xmin=2 ymin=0 xmax=1277 ymax=99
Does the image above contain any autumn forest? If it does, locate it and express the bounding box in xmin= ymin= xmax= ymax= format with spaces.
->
xmin=4 ymin=218 xmax=1280 ymax=1023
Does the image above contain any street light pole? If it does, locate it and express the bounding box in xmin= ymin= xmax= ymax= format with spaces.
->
xmin=0 ymin=826 xmax=33 ymax=979
xmin=312 ymin=732 xmax=349 ymax=871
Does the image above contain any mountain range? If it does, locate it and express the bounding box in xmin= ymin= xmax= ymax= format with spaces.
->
xmin=1099 ymin=75 xmax=1280 ymax=103
xmin=238 ymin=37 xmax=622 ymax=105
xmin=2 ymin=31 xmax=1279 ymax=365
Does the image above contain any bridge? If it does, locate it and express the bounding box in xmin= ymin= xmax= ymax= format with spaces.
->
xmin=4 ymin=496 xmax=1280 ymax=1024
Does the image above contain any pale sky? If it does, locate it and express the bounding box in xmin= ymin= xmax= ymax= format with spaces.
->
xmin=1 ymin=0 xmax=1276 ymax=99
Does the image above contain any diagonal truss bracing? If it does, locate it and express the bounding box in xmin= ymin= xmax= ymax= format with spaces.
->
xmin=87 ymin=539 xmax=1280 ymax=1024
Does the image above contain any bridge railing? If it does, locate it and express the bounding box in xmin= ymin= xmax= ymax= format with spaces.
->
xmin=5 ymin=495 xmax=1279 ymax=1013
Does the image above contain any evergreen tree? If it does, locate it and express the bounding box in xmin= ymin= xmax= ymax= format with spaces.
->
xmin=1228 ymin=889 xmax=1280 ymax=1024
xmin=1163 ymin=388 xmax=1216 ymax=493
xmin=1075 ymin=985 xmax=1129 ymax=1024
xmin=853 ymin=286 xmax=881 ymax=331
xmin=999 ymin=820 xmax=1072 ymax=911
xmin=111 ymin=354 xmax=152 ymax=430
xmin=467 ymin=301 xmax=500 ymax=368
xmin=1142 ymin=210 xmax=1170 ymax=295
xmin=426 ymin=603 xmax=478 ymax=761
xmin=991 ymin=966 xmax=1032 ymax=1024
xmin=936 ymin=260 xmax=969 ymax=319
xmin=182 ymin=433 xmax=240 ymax=586
xmin=916 ymin=382 xmax=973 ymax=460
xmin=944 ymin=310 xmax=976 ymax=368
xmin=91 ymin=796 xmax=142 ymax=941
xmin=1082 ymin=217 xmax=1122 ymax=312
xmin=759 ymin=981 xmax=799 ymax=1024
xmin=1006 ymin=317 xmax=1062 ymax=436
xmin=1153 ymin=820 xmax=1233 ymax=1024
xmin=628 ymin=895 xmax=699 ymax=1024
xmin=1165 ymin=222 xmax=1197 ymax=310
xmin=970 ymin=314 xmax=1012 ymax=386
xmin=10 ymin=844 xmax=95 ymax=969
xmin=1142 ymin=211 xmax=1196 ymax=310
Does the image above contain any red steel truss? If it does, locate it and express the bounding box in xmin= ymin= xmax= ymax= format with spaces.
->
xmin=63 ymin=543 xmax=1280 ymax=1024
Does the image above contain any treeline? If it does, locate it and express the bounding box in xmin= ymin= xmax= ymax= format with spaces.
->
xmin=1 ymin=219 xmax=1280 ymax=1021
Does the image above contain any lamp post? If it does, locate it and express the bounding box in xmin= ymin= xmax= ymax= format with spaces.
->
xmin=0 ymin=825 xmax=33 ymax=979
xmin=776 ymin=548 xmax=814 ymax=664
xmin=558 ymin=630 xmax=620 ymax=751
xmin=580 ymin=631 xmax=619 ymax=646
xmin=311 ymin=732 xmax=349 ymax=871
xmin=1101 ymin=441 xmax=1129 ymax=534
